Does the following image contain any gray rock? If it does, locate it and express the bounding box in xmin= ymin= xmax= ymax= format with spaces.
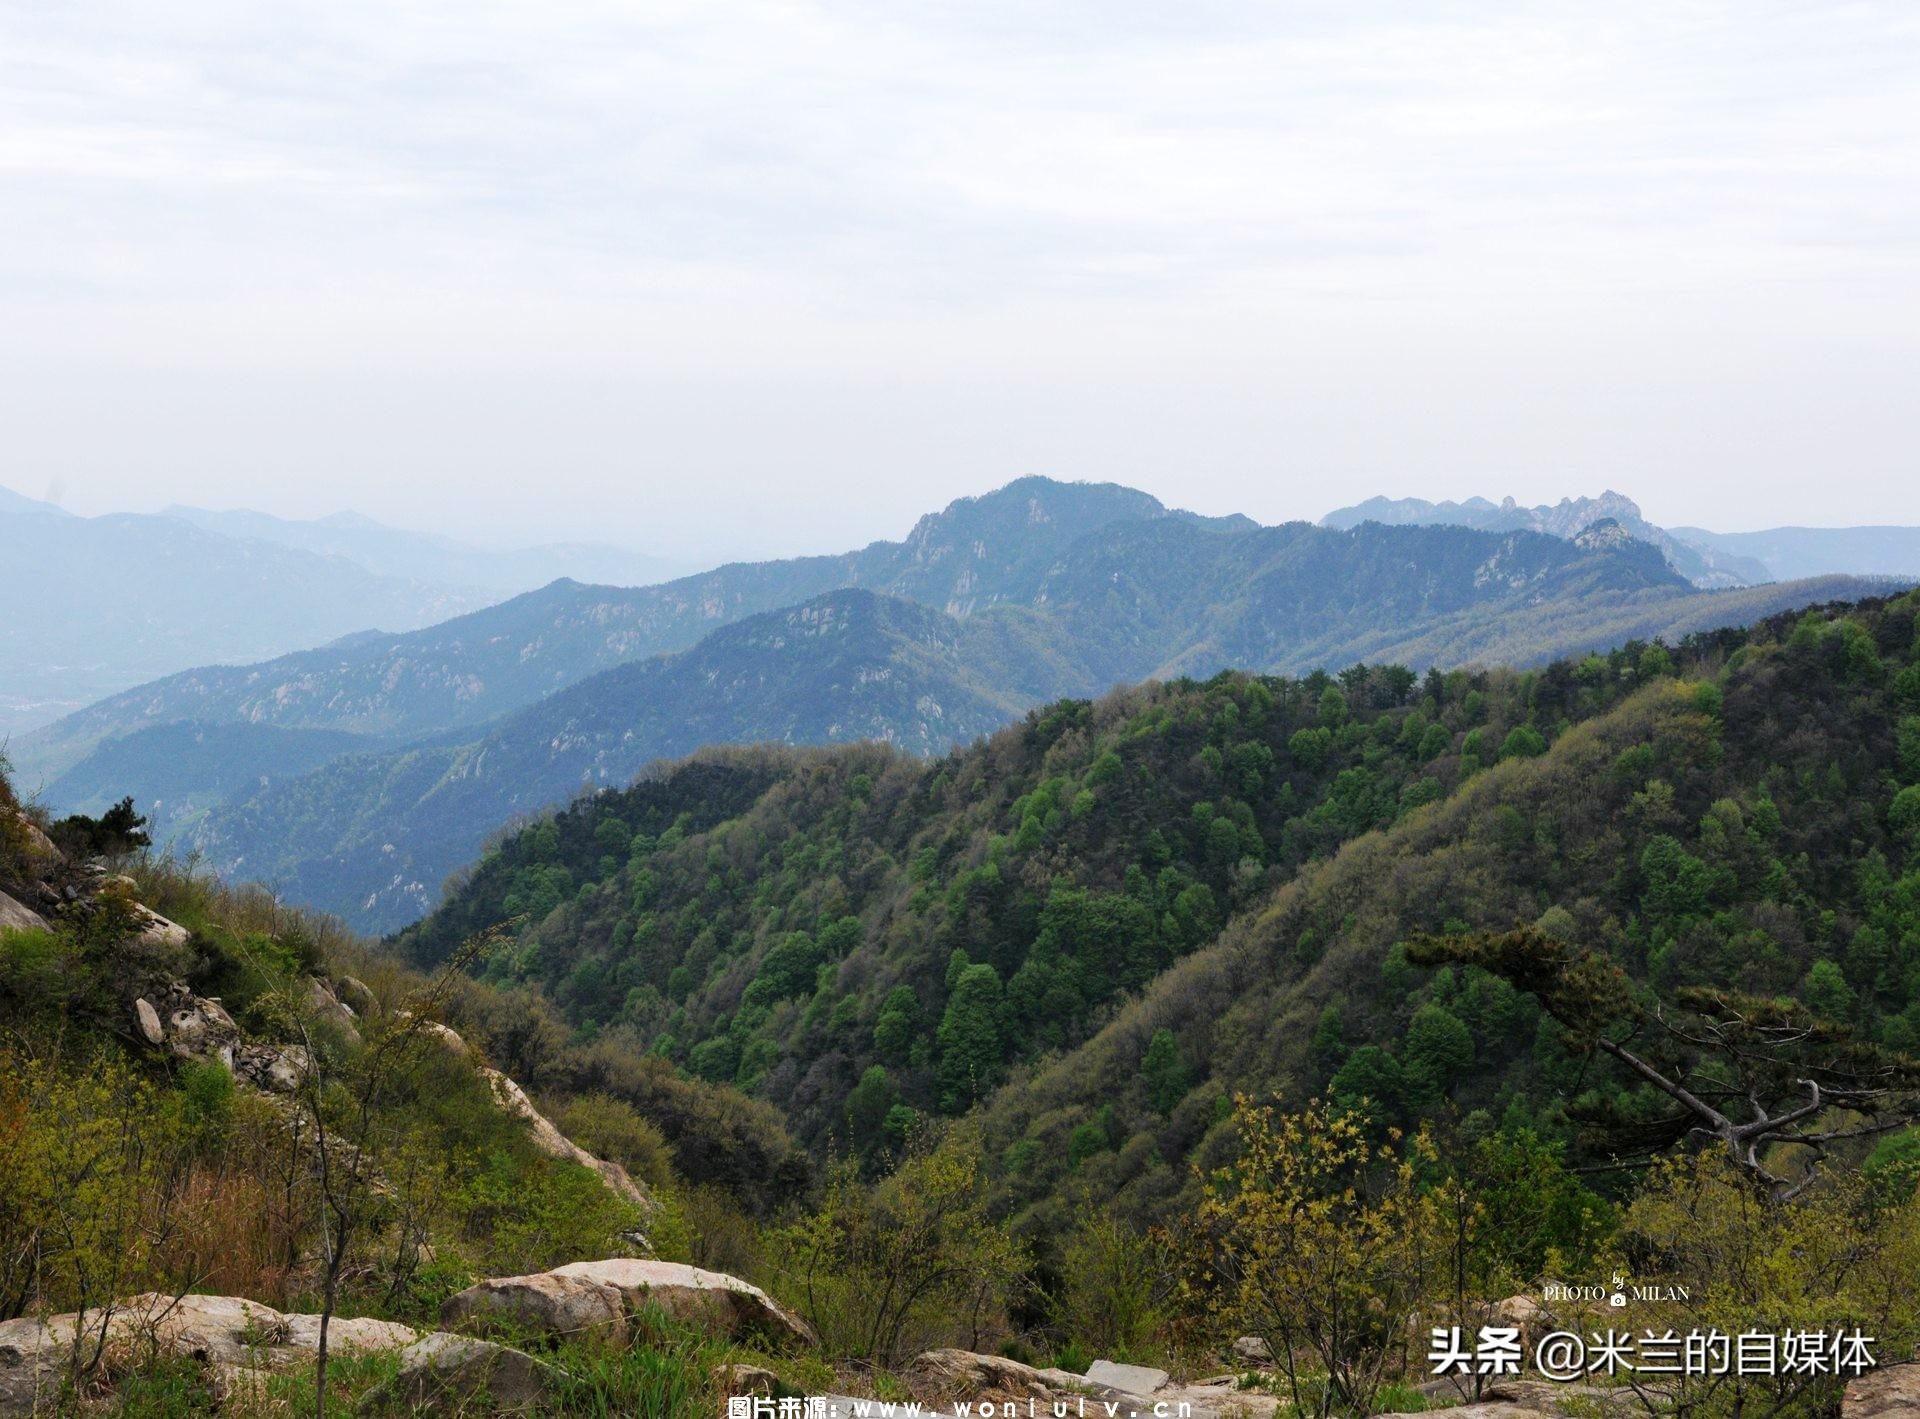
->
xmin=133 ymin=906 xmax=190 ymax=949
xmin=0 ymin=1318 xmax=60 ymax=1418
xmin=0 ymin=890 xmax=47 ymax=934
xmin=908 ymin=1350 xmax=1188 ymax=1414
xmin=305 ymin=977 xmax=363 ymax=1046
xmin=716 ymin=1362 xmax=781 ymax=1397
xmin=161 ymin=988 xmax=240 ymax=1068
xmin=1844 ymin=1363 xmax=1920 ymax=1419
xmin=1086 ymin=1360 xmax=1170 ymax=1394
xmin=134 ymin=997 xmax=165 ymax=1045
xmin=484 ymin=1069 xmax=651 ymax=1210
xmin=5 ymin=812 xmax=60 ymax=878
xmin=334 ymin=974 xmax=378 ymax=1017
xmin=1233 ymin=1334 xmax=1274 ymax=1365
xmin=359 ymin=1332 xmax=556 ymax=1415
xmin=237 ymin=1041 xmax=311 ymax=1093
xmin=444 ymin=1259 xmax=814 ymax=1350
xmin=0 ymin=1293 xmax=418 ymax=1416
xmin=549 ymin=1259 xmax=814 ymax=1347
xmin=441 ymin=1271 xmax=628 ymax=1346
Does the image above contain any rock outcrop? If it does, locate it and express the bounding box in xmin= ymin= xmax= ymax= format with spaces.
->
xmin=0 ymin=889 xmax=47 ymax=934
xmin=358 ymin=1332 xmax=558 ymax=1415
xmin=1232 ymin=1334 xmax=1274 ymax=1366
xmin=483 ymin=1069 xmax=650 ymax=1210
xmin=0 ymin=1293 xmax=418 ymax=1417
xmin=151 ymin=984 xmax=241 ymax=1067
xmin=334 ymin=974 xmax=379 ymax=1017
xmin=1844 ymin=1363 xmax=1920 ymax=1419
xmin=306 ymin=977 xmax=363 ymax=1045
xmin=443 ymin=1260 xmax=814 ymax=1350
xmin=1086 ymin=1359 xmax=1170 ymax=1394
xmin=236 ymin=1040 xmax=312 ymax=1093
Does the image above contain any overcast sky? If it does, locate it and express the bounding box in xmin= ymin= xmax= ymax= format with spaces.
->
xmin=2 ymin=1 xmax=1916 ymax=561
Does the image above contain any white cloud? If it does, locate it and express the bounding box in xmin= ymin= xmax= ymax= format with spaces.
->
xmin=0 ymin=0 xmax=1916 ymax=553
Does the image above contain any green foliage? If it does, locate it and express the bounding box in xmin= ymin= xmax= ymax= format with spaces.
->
xmin=556 ymin=1093 xmax=678 ymax=1192
xmin=769 ymin=1129 xmax=1021 ymax=1365
xmin=1142 ymin=1028 xmax=1188 ymax=1115
xmin=938 ymin=964 xmax=1004 ymax=1112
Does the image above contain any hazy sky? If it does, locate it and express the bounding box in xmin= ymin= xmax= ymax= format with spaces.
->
xmin=2 ymin=1 xmax=1916 ymax=561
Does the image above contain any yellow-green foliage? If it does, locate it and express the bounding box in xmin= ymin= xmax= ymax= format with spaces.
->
xmin=0 ymin=1052 xmax=188 ymax=1325
xmin=1622 ymin=1152 xmax=1920 ymax=1417
xmin=555 ymin=1092 xmax=678 ymax=1192
xmin=1183 ymin=1096 xmax=1436 ymax=1419
xmin=769 ymin=1125 xmax=1021 ymax=1366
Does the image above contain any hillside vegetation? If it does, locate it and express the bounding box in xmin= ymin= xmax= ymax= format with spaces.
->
xmin=8 ymin=593 xmax=1920 ymax=1415
xmin=396 ymin=592 xmax=1920 ymax=1223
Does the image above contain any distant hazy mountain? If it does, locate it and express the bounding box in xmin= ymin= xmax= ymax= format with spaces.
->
xmin=1321 ymin=491 xmax=1771 ymax=589
xmin=0 ymin=496 xmax=494 ymax=738
xmin=1668 ymin=525 xmax=1920 ymax=582
xmin=163 ymin=505 xmax=693 ymax=594
xmin=11 ymin=477 xmax=1209 ymax=783
xmin=0 ymin=486 xmax=693 ymax=739
xmin=45 ymin=722 xmax=369 ymax=841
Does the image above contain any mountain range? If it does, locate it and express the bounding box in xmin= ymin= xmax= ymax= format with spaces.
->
xmin=16 ymin=477 xmax=1914 ymax=933
xmin=0 ymin=485 xmax=684 ymax=736
xmin=1322 ymin=491 xmax=1920 ymax=587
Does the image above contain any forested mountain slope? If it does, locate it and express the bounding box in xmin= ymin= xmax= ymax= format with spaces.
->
xmin=184 ymin=591 xmax=1050 ymax=931
xmin=394 ymin=590 xmax=1920 ymax=1238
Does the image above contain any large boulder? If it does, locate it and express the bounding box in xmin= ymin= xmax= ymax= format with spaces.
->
xmin=1086 ymin=1359 xmax=1169 ymax=1394
xmin=134 ymin=996 xmax=165 ymax=1045
xmin=444 ymin=1260 xmax=814 ymax=1350
xmin=1232 ymin=1334 xmax=1274 ymax=1366
xmin=0 ymin=1318 xmax=60 ymax=1417
xmin=441 ymin=1271 xmax=628 ymax=1347
xmin=0 ymin=890 xmax=47 ymax=934
xmin=306 ymin=977 xmax=363 ymax=1045
xmin=236 ymin=1041 xmax=311 ymax=1093
xmin=334 ymin=974 xmax=379 ymax=1017
xmin=1844 ymin=1364 xmax=1920 ymax=1419
xmin=132 ymin=905 xmax=191 ymax=950
xmin=359 ymin=1332 xmax=557 ymax=1415
xmin=550 ymin=1259 xmax=813 ymax=1347
xmin=0 ymin=1293 xmax=418 ymax=1416
xmin=483 ymin=1070 xmax=650 ymax=1210
xmin=3 ymin=811 xmax=61 ymax=883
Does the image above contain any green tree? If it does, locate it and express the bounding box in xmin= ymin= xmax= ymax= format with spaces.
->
xmin=872 ymin=985 xmax=920 ymax=1061
xmin=937 ymin=964 xmax=1004 ymax=1111
xmin=1142 ymin=1028 xmax=1188 ymax=1115
xmin=1803 ymin=959 xmax=1857 ymax=1020
xmin=1498 ymin=725 xmax=1547 ymax=761
xmin=1403 ymin=1003 xmax=1474 ymax=1100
